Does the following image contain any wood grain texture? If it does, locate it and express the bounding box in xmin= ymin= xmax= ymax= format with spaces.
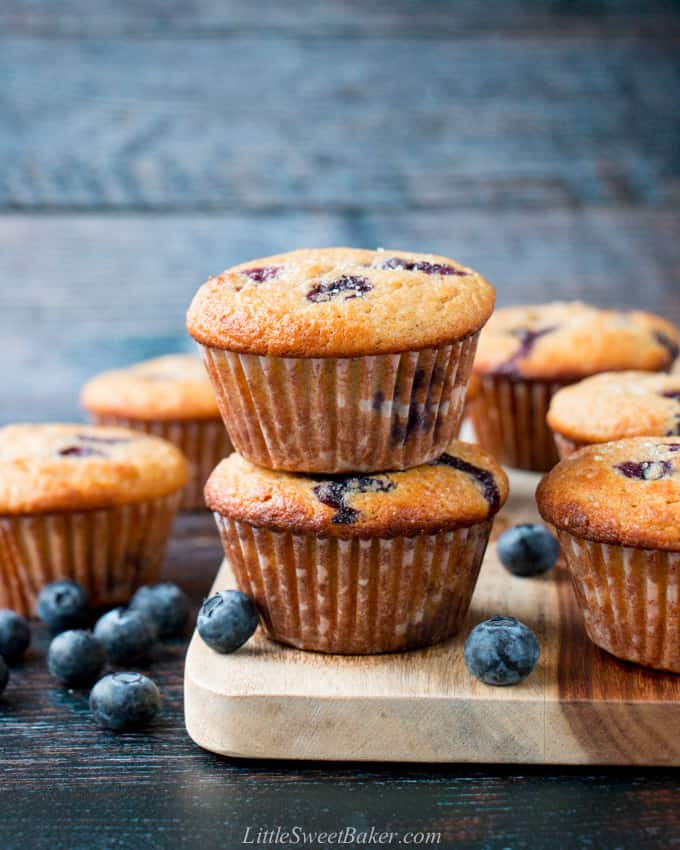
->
xmin=3 ymin=0 xmax=680 ymax=37
xmin=2 ymin=0 xmax=680 ymax=843
xmin=2 ymin=513 xmax=680 ymax=850
xmin=2 ymin=209 xmax=678 ymax=425
xmin=185 ymin=469 xmax=680 ymax=765
xmin=1 ymin=35 xmax=678 ymax=210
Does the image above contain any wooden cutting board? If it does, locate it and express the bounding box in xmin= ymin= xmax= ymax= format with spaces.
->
xmin=184 ymin=467 xmax=680 ymax=764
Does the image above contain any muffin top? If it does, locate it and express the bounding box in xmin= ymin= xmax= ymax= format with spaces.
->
xmin=205 ymin=440 xmax=509 ymax=538
xmin=186 ymin=247 xmax=495 ymax=357
xmin=536 ymin=437 xmax=680 ymax=550
xmin=81 ymin=354 xmax=219 ymax=421
xmin=474 ymin=302 xmax=679 ymax=381
xmin=0 ymin=424 xmax=189 ymax=515
xmin=547 ymin=371 xmax=680 ymax=443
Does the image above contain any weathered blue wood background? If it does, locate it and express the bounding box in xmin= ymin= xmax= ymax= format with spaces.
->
xmin=1 ymin=4 xmax=680 ymax=849
xmin=1 ymin=0 xmax=678 ymax=423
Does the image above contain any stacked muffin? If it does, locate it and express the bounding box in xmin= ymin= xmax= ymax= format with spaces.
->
xmin=187 ymin=247 xmax=508 ymax=653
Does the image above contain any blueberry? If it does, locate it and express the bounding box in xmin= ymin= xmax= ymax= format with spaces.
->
xmin=197 ymin=590 xmax=258 ymax=654
xmin=240 ymin=266 xmax=279 ymax=283
xmin=497 ymin=326 xmax=557 ymax=377
xmin=307 ymin=275 xmax=372 ymax=303
xmin=0 ymin=656 xmax=8 ymax=695
xmin=497 ymin=524 xmax=560 ymax=577
xmin=313 ymin=474 xmax=395 ymax=524
xmin=464 ymin=616 xmax=540 ymax=686
xmin=93 ymin=608 xmax=155 ymax=664
xmin=89 ymin=672 xmax=160 ymax=731
xmin=615 ymin=460 xmax=671 ymax=481
xmin=58 ymin=445 xmax=106 ymax=458
xmin=37 ymin=579 xmax=89 ymax=633
xmin=129 ymin=583 xmax=191 ymax=639
xmin=433 ymin=453 xmax=501 ymax=512
xmin=47 ymin=630 xmax=106 ymax=687
xmin=0 ymin=609 xmax=31 ymax=662
xmin=381 ymin=257 xmax=465 ymax=276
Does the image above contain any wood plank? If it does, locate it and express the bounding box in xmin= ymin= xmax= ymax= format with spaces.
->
xmin=2 ymin=0 xmax=678 ymax=38
xmin=1 ymin=210 xmax=678 ymax=425
xmin=184 ymin=467 xmax=680 ymax=764
xmin=3 ymin=511 xmax=680 ymax=849
xmin=1 ymin=36 xmax=678 ymax=210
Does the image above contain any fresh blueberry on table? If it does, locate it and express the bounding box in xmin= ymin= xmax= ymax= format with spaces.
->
xmin=129 ymin=583 xmax=191 ymax=639
xmin=37 ymin=579 xmax=89 ymax=633
xmin=497 ymin=524 xmax=560 ymax=577
xmin=197 ymin=590 xmax=259 ymax=654
xmin=93 ymin=608 xmax=155 ymax=664
xmin=89 ymin=672 xmax=161 ymax=731
xmin=464 ymin=616 xmax=540 ymax=686
xmin=0 ymin=609 xmax=31 ymax=662
xmin=0 ymin=655 xmax=9 ymax=695
xmin=47 ymin=630 xmax=106 ymax=687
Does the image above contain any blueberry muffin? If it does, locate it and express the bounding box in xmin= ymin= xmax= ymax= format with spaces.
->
xmin=537 ymin=437 xmax=680 ymax=672
xmin=205 ymin=440 xmax=508 ymax=654
xmin=187 ymin=247 xmax=494 ymax=473
xmin=471 ymin=302 xmax=679 ymax=472
xmin=81 ymin=354 xmax=230 ymax=510
xmin=548 ymin=371 xmax=680 ymax=459
xmin=0 ymin=424 xmax=188 ymax=615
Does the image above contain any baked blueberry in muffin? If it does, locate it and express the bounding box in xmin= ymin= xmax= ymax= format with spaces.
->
xmin=471 ymin=302 xmax=679 ymax=472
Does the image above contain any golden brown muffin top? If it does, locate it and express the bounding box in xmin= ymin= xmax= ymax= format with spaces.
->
xmin=0 ymin=424 xmax=189 ymax=515
xmin=205 ymin=441 xmax=508 ymax=538
xmin=186 ymin=247 xmax=494 ymax=357
xmin=474 ymin=302 xmax=679 ymax=381
xmin=547 ymin=371 xmax=680 ymax=443
xmin=537 ymin=437 xmax=680 ymax=550
xmin=81 ymin=354 xmax=219 ymax=421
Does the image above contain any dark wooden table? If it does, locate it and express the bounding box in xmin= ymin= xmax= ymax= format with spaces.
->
xmin=1 ymin=2 xmax=679 ymax=848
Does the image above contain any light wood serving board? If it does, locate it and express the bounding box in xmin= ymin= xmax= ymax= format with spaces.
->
xmin=184 ymin=468 xmax=680 ymax=765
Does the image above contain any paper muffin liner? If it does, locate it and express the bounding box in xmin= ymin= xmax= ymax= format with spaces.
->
xmin=470 ymin=375 xmax=566 ymax=472
xmin=91 ymin=414 xmax=232 ymax=510
xmin=213 ymin=515 xmax=492 ymax=654
xmin=557 ymin=531 xmax=680 ymax=672
xmin=199 ymin=335 xmax=479 ymax=473
xmin=0 ymin=492 xmax=181 ymax=617
xmin=553 ymin=432 xmax=588 ymax=460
